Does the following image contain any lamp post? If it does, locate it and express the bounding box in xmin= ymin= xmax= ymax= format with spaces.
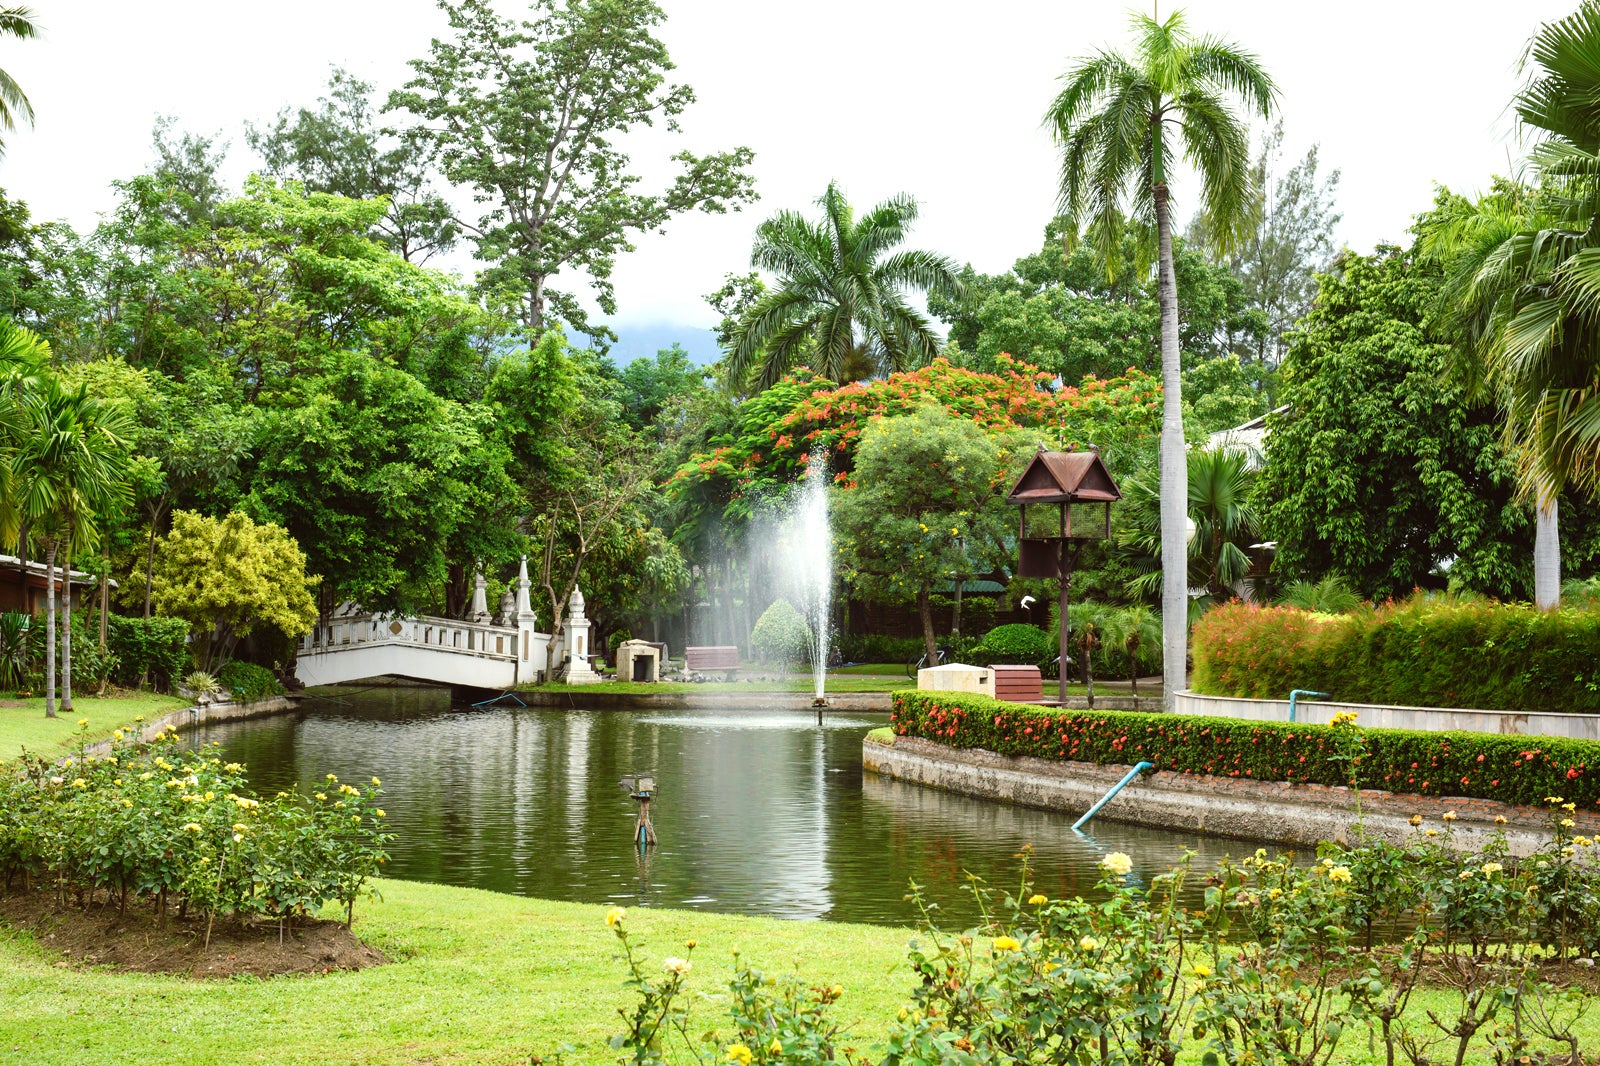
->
xmin=1006 ymin=445 xmax=1122 ymax=705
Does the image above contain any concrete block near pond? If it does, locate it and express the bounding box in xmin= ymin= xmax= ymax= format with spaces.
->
xmin=863 ymin=732 xmax=1593 ymax=857
xmin=917 ymin=663 xmax=994 ymax=698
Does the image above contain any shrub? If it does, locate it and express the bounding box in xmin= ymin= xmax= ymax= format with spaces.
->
xmin=891 ymin=689 xmax=1600 ymax=809
xmin=970 ymin=622 xmax=1051 ymax=666
xmin=750 ymin=598 xmax=813 ymax=663
xmin=1191 ymin=597 xmax=1600 ymax=712
xmin=216 ymin=660 xmax=285 ymax=703
xmin=0 ymin=611 xmax=37 ymax=691
xmin=835 ymin=634 xmax=926 ymax=664
xmin=0 ymin=729 xmax=391 ymax=927
xmin=106 ymin=614 xmax=190 ymax=692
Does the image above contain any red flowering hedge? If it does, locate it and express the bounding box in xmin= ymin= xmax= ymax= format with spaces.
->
xmin=1191 ymin=598 xmax=1600 ymax=713
xmin=890 ymin=689 xmax=1600 ymax=809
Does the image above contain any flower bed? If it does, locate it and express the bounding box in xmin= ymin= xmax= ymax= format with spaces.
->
xmin=891 ymin=689 xmax=1600 ymax=808
xmin=0 ymin=725 xmax=390 ymax=927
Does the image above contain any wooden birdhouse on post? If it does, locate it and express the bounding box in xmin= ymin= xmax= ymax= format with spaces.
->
xmin=1006 ymin=445 xmax=1122 ymax=705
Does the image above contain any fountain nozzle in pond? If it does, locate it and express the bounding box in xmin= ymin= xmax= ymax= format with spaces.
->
xmin=619 ymin=774 xmax=658 ymax=847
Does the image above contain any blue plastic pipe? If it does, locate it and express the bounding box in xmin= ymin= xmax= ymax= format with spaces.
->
xmin=1288 ymin=689 xmax=1329 ymax=723
xmin=1073 ymin=761 xmax=1153 ymax=831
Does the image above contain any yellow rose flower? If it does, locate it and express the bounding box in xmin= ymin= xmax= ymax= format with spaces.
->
xmin=769 ymin=1038 xmax=783 ymax=1055
xmin=662 ymin=956 xmax=691 ymax=976
xmin=1442 ymin=811 xmax=1457 ymax=822
xmin=1100 ymin=852 xmax=1133 ymax=877
xmin=1079 ymin=936 xmax=1100 ymax=951
xmin=605 ymin=907 xmax=626 ymax=928
xmin=726 ymin=1045 xmax=753 ymax=1066
xmin=1562 ymin=818 xmax=1576 ymax=828
xmin=1409 ymin=814 xmax=1423 ymax=826
xmin=1193 ymin=963 xmax=1212 ymax=978
xmin=1028 ymin=894 xmax=1049 ymax=905
xmin=1328 ymin=866 xmax=1352 ymax=883
xmin=991 ymin=935 xmax=1021 ymax=952
xmin=1482 ymin=862 xmax=1503 ymax=875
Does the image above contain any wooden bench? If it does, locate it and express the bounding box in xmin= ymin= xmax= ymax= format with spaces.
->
xmin=685 ymin=645 xmax=739 ymax=680
xmin=990 ymin=664 xmax=1043 ymax=703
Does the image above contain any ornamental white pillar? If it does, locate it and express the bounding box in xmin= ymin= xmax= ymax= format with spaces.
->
xmin=559 ymin=586 xmax=602 ymax=684
xmin=469 ymin=569 xmax=490 ymax=623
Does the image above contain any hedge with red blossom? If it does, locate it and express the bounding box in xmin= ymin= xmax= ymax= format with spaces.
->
xmin=890 ymin=689 xmax=1600 ymax=809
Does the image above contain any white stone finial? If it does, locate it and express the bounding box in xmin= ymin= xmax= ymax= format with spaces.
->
xmin=568 ymin=585 xmax=586 ymax=615
xmin=469 ymin=569 xmax=490 ymax=622
xmin=515 ymin=555 xmax=534 ymax=618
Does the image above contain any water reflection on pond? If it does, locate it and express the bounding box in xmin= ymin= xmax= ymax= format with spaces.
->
xmin=189 ymin=684 xmax=1273 ymax=925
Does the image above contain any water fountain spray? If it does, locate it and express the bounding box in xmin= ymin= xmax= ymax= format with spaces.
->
xmin=768 ymin=449 xmax=832 ymax=715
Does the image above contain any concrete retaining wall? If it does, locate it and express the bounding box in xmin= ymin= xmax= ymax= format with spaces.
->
xmin=1176 ymin=690 xmax=1600 ymax=740
xmin=863 ymin=733 xmax=1593 ymax=855
xmin=81 ymin=695 xmax=303 ymax=756
xmin=517 ymin=689 xmax=892 ymax=712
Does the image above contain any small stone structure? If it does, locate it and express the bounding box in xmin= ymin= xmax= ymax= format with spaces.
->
xmin=558 ymin=586 xmax=603 ymax=685
xmin=615 ymin=639 xmax=662 ymax=683
xmin=916 ymin=662 xmax=994 ymax=698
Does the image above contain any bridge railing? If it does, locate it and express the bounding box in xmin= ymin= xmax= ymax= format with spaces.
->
xmin=299 ymin=612 xmax=522 ymax=662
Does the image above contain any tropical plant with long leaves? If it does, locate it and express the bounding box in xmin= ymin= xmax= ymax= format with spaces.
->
xmin=726 ymin=182 xmax=963 ymax=390
xmin=1046 ymin=8 xmax=1275 ymax=704
xmin=0 ymin=7 xmax=35 ymax=157
xmin=1427 ymin=6 xmax=1600 ymax=607
xmin=1121 ymin=445 xmax=1260 ymax=606
xmin=1276 ymin=573 xmax=1362 ymax=614
xmin=13 ymin=379 xmax=133 ymax=716
xmin=1100 ymin=603 xmax=1161 ymax=700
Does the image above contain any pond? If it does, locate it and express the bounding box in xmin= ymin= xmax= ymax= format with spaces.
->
xmin=189 ymin=684 xmax=1269 ymax=926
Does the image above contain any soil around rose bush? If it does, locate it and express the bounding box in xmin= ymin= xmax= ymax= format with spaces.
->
xmin=0 ymin=887 xmax=386 ymax=977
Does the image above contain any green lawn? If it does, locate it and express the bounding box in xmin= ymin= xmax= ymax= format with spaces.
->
xmin=529 ymin=676 xmax=913 ymax=694
xmin=1 ymin=876 xmax=1593 ymax=1066
xmin=0 ymin=693 xmax=187 ymax=759
xmin=0 ymin=878 xmax=916 ymax=1066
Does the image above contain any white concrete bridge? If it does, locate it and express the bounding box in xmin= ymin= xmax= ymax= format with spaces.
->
xmin=294 ymin=559 xmax=602 ymax=689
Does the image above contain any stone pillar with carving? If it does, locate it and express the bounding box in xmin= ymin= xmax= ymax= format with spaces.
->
xmin=514 ymin=556 xmax=541 ymax=682
xmin=559 ymin=586 xmax=602 ymax=684
xmin=469 ymin=570 xmax=491 ymax=624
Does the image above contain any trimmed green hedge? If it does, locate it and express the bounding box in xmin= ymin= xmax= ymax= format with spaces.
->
xmin=970 ymin=623 xmax=1052 ymax=666
xmin=216 ymin=660 xmax=285 ymax=703
xmin=1191 ymin=598 xmax=1600 ymax=713
xmin=891 ymin=689 xmax=1600 ymax=809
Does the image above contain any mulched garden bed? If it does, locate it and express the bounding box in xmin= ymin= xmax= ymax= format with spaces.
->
xmin=0 ymin=887 xmax=386 ymax=978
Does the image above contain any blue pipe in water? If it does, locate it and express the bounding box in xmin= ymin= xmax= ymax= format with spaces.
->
xmin=1288 ymin=690 xmax=1329 ymax=723
xmin=1073 ymin=761 xmax=1153 ymax=831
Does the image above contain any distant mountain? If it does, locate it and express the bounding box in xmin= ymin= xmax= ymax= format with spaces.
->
xmin=588 ymin=322 xmax=724 ymax=367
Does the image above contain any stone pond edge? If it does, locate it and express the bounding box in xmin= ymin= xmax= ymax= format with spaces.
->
xmin=862 ymin=731 xmax=1592 ymax=855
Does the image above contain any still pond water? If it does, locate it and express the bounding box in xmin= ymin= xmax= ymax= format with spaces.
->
xmin=190 ymin=684 xmax=1267 ymax=926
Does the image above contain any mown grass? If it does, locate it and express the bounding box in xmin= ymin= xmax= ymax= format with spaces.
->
xmin=2 ymin=876 xmax=1596 ymax=1066
xmin=0 ymin=693 xmax=186 ymax=759
xmin=0 ymin=878 xmax=916 ymax=1066
xmin=529 ymin=676 xmax=913 ymax=694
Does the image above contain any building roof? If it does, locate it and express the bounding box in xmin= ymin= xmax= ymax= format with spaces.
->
xmin=1005 ymin=448 xmax=1121 ymax=504
xmin=0 ymin=554 xmax=106 ymax=586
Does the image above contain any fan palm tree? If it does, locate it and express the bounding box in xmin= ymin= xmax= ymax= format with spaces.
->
xmin=1046 ymin=8 xmax=1275 ymax=705
xmin=1121 ymin=445 xmax=1260 ymax=606
xmin=0 ymin=7 xmax=36 ymax=157
xmin=1101 ymin=604 xmax=1161 ymax=702
xmin=726 ymin=182 xmax=963 ymax=391
xmin=14 ymin=380 xmax=133 ymax=716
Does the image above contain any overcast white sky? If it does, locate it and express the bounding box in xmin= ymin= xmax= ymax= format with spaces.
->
xmin=0 ymin=0 xmax=1579 ymax=353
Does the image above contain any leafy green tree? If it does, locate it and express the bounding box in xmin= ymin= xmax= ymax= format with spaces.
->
xmin=390 ymin=0 xmax=756 ymax=339
xmin=1256 ymin=247 xmax=1577 ymax=601
xmin=0 ymin=6 xmax=36 ymax=157
xmin=832 ymin=406 xmax=1013 ymax=665
xmin=727 ymin=182 xmax=963 ymax=390
xmin=249 ymin=68 xmax=458 ymax=265
xmin=240 ymin=352 xmax=489 ymax=614
xmin=615 ymin=344 xmax=710 ymax=437
xmin=148 ymin=511 xmax=318 ymax=673
xmin=1188 ymin=123 xmax=1340 ymax=365
xmin=750 ymin=597 xmax=811 ymax=664
xmin=1183 ymin=354 xmax=1273 ymax=433
xmin=1046 ymin=8 xmax=1275 ymax=703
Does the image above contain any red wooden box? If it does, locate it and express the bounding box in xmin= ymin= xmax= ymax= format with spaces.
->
xmin=990 ymin=664 xmax=1043 ymax=703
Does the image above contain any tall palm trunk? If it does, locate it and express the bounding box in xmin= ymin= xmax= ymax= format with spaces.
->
xmin=61 ymin=527 xmax=73 ymax=714
xmin=1154 ymin=181 xmax=1188 ymax=707
xmin=43 ymin=543 xmax=56 ymax=718
xmin=1535 ymin=493 xmax=1560 ymax=610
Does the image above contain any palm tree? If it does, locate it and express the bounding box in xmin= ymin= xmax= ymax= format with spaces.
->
xmin=1121 ymin=446 xmax=1261 ymax=606
xmin=14 ymin=380 xmax=133 ymax=716
xmin=0 ymin=7 xmax=36 ymax=157
xmin=1065 ymin=600 xmax=1111 ymax=709
xmin=1046 ymin=9 xmax=1275 ymax=705
xmin=1101 ymin=604 xmax=1161 ymax=702
xmin=1276 ymin=573 xmax=1361 ymax=614
xmin=727 ymin=182 xmax=963 ymax=391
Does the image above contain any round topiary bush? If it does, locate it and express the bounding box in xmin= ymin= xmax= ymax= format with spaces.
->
xmin=969 ymin=623 xmax=1051 ymax=665
xmin=750 ymin=598 xmax=813 ymax=664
